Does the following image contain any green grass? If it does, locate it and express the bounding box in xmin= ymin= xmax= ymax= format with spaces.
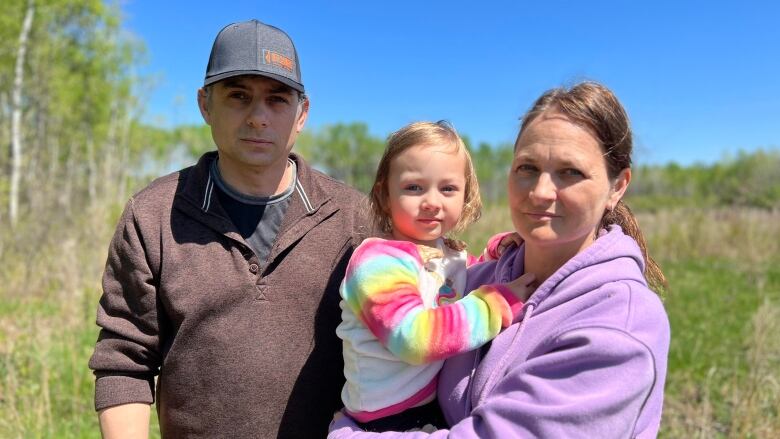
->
xmin=661 ymin=258 xmax=780 ymax=436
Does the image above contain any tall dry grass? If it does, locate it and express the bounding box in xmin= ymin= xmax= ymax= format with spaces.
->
xmin=637 ymin=208 xmax=780 ymax=268
xmin=0 ymin=204 xmax=124 ymax=438
xmin=1 ymin=204 xmax=778 ymax=437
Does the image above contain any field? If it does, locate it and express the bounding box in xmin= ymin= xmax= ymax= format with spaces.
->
xmin=1 ymin=205 xmax=779 ymax=438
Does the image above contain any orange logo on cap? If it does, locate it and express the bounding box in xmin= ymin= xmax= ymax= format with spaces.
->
xmin=262 ymin=49 xmax=294 ymax=72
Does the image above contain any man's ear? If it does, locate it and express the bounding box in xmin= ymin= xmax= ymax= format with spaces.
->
xmin=295 ymin=97 xmax=310 ymax=133
xmin=197 ymin=88 xmax=211 ymax=125
xmin=608 ymin=168 xmax=631 ymax=208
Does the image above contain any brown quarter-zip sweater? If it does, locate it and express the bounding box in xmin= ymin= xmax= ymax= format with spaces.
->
xmin=89 ymin=152 xmax=371 ymax=438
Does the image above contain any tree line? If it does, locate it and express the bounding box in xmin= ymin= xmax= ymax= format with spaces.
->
xmin=181 ymin=122 xmax=780 ymax=210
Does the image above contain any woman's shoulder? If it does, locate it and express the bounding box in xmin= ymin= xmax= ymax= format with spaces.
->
xmin=549 ymin=279 xmax=669 ymax=356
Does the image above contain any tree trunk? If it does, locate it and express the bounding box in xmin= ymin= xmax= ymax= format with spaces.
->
xmin=9 ymin=0 xmax=35 ymax=226
xmin=86 ymin=134 xmax=96 ymax=202
xmin=115 ymin=100 xmax=133 ymax=205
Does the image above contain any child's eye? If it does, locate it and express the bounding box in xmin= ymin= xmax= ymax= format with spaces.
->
xmin=441 ymin=185 xmax=459 ymax=193
xmin=403 ymin=184 xmax=422 ymax=192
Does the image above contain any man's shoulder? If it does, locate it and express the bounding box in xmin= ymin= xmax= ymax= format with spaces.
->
xmin=131 ymin=153 xmax=214 ymax=209
xmin=308 ymin=167 xmax=363 ymax=199
xmin=293 ymin=154 xmax=366 ymax=207
xmin=131 ymin=166 xmax=192 ymax=207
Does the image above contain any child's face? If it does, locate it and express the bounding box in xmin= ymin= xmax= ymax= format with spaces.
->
xmin=387 ymin=143 xmax=467 ymax=246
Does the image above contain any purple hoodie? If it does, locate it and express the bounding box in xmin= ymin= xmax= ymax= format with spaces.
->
xmin=329 ymin=226 xmax=670 ymax=438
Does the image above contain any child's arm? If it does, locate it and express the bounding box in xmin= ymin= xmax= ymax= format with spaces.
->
xmin=341 ymin=238 xmax=531 ymax=366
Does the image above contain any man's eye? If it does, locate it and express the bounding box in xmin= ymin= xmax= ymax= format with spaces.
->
xmin=229 ymin=92 xmax=250 ymax=101
xmin=269 ymin=95 xmax=290 ymax=104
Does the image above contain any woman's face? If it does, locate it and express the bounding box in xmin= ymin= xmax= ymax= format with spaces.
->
xmin=508 ymin=111 xmax=629 ymax=256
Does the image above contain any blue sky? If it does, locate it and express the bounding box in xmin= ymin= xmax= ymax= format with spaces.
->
xmin=121 ymin=0 xmax=779 ymax=165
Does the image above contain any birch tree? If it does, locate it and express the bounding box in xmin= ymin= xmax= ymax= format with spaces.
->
xmin=9 ymin=0 xmax=34 ymax=226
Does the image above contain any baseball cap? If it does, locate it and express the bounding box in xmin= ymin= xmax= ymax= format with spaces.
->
xmin=204 ymin=19 xmax=304 ymax=93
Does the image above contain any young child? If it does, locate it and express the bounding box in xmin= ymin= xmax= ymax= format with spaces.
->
xmin=336 ymin=121 xmax=534 ymax=432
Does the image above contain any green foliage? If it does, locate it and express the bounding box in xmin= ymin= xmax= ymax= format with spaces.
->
xmin=628 ymin=149 xmax=780 ymax=211
xmin=172 ymin=124 xmax=213 ymax=159
xmin=296 ymin=122 xmax=385 ymax=193
xmin=470 ymin=141 xmax=514 ymax=204
xmin=0 ymin=0 xmax=153 ymax=225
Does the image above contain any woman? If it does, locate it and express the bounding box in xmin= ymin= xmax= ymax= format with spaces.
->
xmin=329 ymin=81 xmax=670 ymax=438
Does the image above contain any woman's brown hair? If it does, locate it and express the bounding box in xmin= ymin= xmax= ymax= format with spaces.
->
xmin=369 ymin=121 xmax=482 ymax=249
xmin=517 ymin=81 xmax=667 ymax=292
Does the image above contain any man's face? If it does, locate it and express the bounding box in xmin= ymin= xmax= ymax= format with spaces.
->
xmin=198 ymin=75 xmax=309 ymax=177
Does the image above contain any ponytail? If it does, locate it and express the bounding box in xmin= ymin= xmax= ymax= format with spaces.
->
xmin=600 ymin=200 xmax=667 ymax=293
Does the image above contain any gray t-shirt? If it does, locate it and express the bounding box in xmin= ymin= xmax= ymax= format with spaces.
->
xmin=210 ymin=159 xmax=295 ymax=266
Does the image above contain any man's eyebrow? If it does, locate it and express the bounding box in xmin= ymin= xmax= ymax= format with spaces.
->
xmin=269 ymin=84 xmax=295 ymax=95
xmin=220 ymin=79 xmax=249 ymax=89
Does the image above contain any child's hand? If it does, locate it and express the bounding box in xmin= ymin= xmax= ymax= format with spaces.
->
xmin=505 ymin=272 xmax=536 ymax=302
xmin=495 ymin=232 xmax=523 ymax=257
xmin=483 ymin=232 xmax=524 ymax=261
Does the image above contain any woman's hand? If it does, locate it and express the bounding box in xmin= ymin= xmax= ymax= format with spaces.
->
xmin=504 ymin=272 xmax=536 ymax=302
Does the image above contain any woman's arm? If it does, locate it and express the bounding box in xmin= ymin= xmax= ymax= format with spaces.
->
xmin=341 ymin=238 xmax=526 ymax=365
xmin=329 ymin=326 xmax=662 ymax=438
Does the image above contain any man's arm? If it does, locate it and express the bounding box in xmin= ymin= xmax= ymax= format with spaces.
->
xmin=89 ymin=198 xmax=161 ymax=427
xmin=99 ymin=403 xmax=151 ymax=439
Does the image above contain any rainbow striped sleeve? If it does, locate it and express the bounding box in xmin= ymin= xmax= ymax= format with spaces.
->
xmin=340 ymin=237 xmax=524 ymax=366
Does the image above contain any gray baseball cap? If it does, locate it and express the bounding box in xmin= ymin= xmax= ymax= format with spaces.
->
xmin=204 ymin=19 xmax=304 ymax=93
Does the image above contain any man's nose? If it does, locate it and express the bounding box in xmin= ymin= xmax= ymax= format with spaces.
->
xmin=246 ymin=102 xmax=270 ymax=128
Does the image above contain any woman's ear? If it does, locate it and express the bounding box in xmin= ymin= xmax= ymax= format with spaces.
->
xmin=608 ymin=168 xmax=631 ymax=208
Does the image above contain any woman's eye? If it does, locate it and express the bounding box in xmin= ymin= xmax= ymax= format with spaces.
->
xmin=514 ymin=164 xmax=537 ymax=174
xmin=561 ymin=168 xmax=584 ymax=177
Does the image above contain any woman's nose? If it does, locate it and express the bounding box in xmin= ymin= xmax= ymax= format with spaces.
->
xmin=529 ymin=173 xmax=557 ymax=203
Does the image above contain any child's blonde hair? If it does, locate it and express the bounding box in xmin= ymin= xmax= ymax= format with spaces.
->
xmin=369 ymin=121 xmax=482 ymax=241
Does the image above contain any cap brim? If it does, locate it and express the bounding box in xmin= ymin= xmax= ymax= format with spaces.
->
xmin=204 ymin=70 xmax=304 ymax=93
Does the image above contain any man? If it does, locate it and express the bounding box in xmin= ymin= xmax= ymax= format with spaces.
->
xmin=89 ymin=19 xmax=369 ymax=437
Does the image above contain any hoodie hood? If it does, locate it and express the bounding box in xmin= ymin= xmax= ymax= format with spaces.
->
xmin=489 ymin=225 xmax=648 ymax=319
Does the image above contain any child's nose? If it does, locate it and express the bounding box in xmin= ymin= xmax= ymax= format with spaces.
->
xmin=421 ymin=193 xmax=441 ymax=211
